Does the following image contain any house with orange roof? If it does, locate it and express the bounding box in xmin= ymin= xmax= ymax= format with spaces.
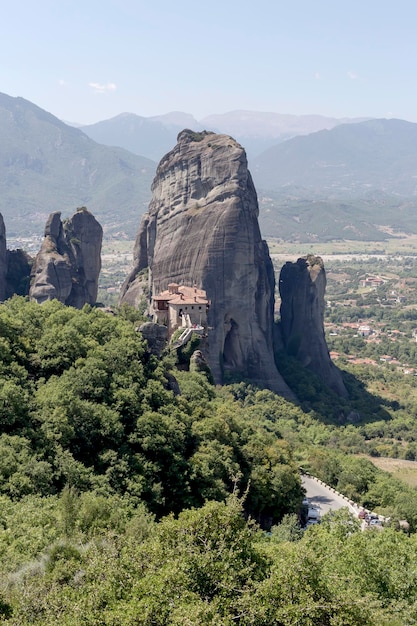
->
xmin=152 ymin=283 xmax=210 ymax=337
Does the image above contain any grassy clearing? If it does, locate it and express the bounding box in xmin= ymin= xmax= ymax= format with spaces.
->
xmin=364 ymin=456 xmax=417 ymax=487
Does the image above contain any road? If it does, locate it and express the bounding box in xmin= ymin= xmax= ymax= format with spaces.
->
xmin=302 ymin=475 xmax=357 ymax=517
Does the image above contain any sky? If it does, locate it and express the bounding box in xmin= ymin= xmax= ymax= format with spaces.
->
xmin=2 ymin=0 xmax=417 ymax=125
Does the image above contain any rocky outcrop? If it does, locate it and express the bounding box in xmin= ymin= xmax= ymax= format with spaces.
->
xmin=190 ymin=350 xmax=213 ymax=381
xmin=138 ymin=322 xmax=168 ymax=357
xmin=0 ymin=214 xmax=7 ymax=301
xmin=278 ymin=255 xmax=348 ymax=397
xmin=30 ymin=208 xmax=102 ymax=308
xmin=0 ymin=214 xmax=32 ymax=301
xmin=121 ymin=129 xmax=294 ymax=398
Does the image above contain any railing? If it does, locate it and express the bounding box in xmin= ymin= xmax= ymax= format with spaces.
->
xmin=300 ymin=469 xmax=388 ymax=525
xmin=171 ymin=327 xmax=195 ymax=349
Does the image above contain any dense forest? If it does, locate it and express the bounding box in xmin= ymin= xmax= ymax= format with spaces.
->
xmin=2 ymin=297 xmax=417 ymax=623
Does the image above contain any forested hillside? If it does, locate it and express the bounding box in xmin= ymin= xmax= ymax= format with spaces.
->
xmin=0 ymin=297 xmax=302 ymax=519
xmin=3 ymin=297 xmax=417 ymax=623
xmin=0 ymin=93 xmax=155 ymax=238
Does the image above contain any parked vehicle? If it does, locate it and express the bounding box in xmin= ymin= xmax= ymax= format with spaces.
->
xmin=305 ymin=519 xmax=319 ymax=527
xmin=307 ymin=506 xmax=321 ymax=521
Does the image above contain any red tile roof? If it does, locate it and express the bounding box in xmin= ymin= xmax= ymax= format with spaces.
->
xmin=153 ymin=284 xmax=209 ymax=306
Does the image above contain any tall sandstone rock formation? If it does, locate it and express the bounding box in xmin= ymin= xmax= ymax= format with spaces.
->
xmin=120 ymin=129 xmax=294 ymax=397
xmin=30 ymin=208 xmax=102 ymax=308
xmin=0 ymin=214 xmax=7 ymax=301
xmin=279 ymin=255 xmax=348 ymax=397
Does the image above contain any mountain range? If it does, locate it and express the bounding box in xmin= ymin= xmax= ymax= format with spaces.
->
xmin=253 ymin=118 xmax=417 ymax=240
xmin=1 ymin=91 xmax=417 ymax=242
xmin=253 ymin=118 xmax=417 ymax=196
xmin=0 ymin=93 xmax=155 ymax=238
xmin=81 ymin=109 xmax=366 ymax=161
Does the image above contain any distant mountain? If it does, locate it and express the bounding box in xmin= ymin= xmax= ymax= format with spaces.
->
xmin=149 ymin=111 xmax=201 ymax=130
xmin=201 ymin=110 xmax=367 ymax=137
xmin=252 ymin=118 xmax=417 ymax=195
xmin=82 ymin=110 xmax=366 ymax=161
xmin=0 ymin=93 xmax=156 ymax=238
xmin=200 ymin=110 xmax=369 ymax=157
xmin=3 ymin=91 xmax=417 ymax=243
xmin=251 ymin=119 xmax=417 ymax=240
xmin=82 ymin=112 xmax=203 ymax=162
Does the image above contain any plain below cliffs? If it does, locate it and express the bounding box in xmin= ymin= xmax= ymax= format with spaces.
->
xmin=278 ymin=255 xmax=348 ymax=397
xmin=120 ymin=129 xmax=294 ymax=398
xmin=30 ymin=208 xmax=102 ymax=308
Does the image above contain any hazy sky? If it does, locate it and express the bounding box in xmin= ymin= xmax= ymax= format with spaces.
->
xmin=2 ymin=0 xmax=417 ymax=124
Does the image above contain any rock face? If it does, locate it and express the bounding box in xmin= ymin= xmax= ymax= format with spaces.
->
xmin=5 ymin=249 xmax=32 ymax=298
xmin=279 ymin=255 xmax=348 ymax=397
xmin=0 ymin=213 xmax=32 ymax=300
xmin=120 ymin=129 xmax=293 ymax=397
xmin=30 ymin=208 xmax=102 ymax=308
xmin=138 ymin=322 xmax=168 ymax=357
xmin=0 ymin=214 xmax=7 ymax=301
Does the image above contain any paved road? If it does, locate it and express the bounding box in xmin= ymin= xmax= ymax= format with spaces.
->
xmin=302 ymin=475 xmax=357 ymax=517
